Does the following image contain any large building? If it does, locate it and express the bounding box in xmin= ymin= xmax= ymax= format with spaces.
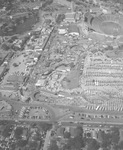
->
xmin=85 ymin=13 xmax=123 ymax=37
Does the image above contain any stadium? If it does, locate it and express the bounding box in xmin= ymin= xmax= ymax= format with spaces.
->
xmin=85 ymin=13 xmax=123 ymax=36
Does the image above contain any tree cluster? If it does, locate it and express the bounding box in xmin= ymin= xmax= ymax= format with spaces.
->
xmin=2 ymin=124 xmax=13 ymax=138
xmin=14 ymin=127 xmax=23 ymax=139
xmin=98 ymin=127 xmax=121 ymax=150
xmin=63 ymin=126 xmax=85 ymax=150
xmin=56 ymin=14 xmax=65 ymax=24
xmin=48 ymin=140 xmax=59 ymax=150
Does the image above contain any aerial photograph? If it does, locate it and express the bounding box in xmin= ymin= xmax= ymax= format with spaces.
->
xmin=1 ymin=0 xmax=123 ymax=150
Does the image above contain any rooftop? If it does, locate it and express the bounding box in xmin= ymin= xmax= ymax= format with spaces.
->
xmin=68 ymin=24 xmax=80 ymax=34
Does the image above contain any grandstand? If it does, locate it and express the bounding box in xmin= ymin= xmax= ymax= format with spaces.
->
xmin=85 ymin=13 xmax=123 ymax=36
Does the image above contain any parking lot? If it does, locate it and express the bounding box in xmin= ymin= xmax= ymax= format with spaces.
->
xmin=19 ymin=106 xmax=51 ymax=120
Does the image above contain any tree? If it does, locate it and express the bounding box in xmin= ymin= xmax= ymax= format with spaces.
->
xmin=56 ymin=14 xmax=65 ymax=24
xmin=32 ymin=131 xmax=41 ymax=141
xmin=14 ymin=127 xmax=23 ymax=139
xmin=118 ymin=141 xmax=123 ymax=150
xmin=17 ymin=140 xmax=27 ymax=147
xmin=99 ymin=131 xmax=111 ymax=149
xmin=72 ymin=136 xmax=85 ymax=149
xmin=29 ymin=141 xmax=37 ymax=149
xmin=86 ymin=132 xmax=91 ymax=138
xmin=2 ymin=124 xmax=13 ymax=138
xmin=87 ymin=139 xmax=100 ymax=150
xmin=2 ymin=43 xmax=10 ymax=51
xmin=38 ymin=123 xmax=52 ymax=131
xmin=74 ymin=126 xmax=83 ymax=137
xmin=65 ymin=136 xmax=85 ymax=150
xmin=48 ymin=140 xmax=59 ymax=150
xmin=63 ymin=143 xmax=71 ymax=150
xmin=13 ymin=63 xmax=19 ymax=67
xmin=63 ymin=126 xmax=84 ymax=150
xmin=42 ymin=0 xmax=53 ymax=9
xmin=111 ymin=127 xmax=120 ymax=145
xmin=64 ymin=131 xmax=71 ymax=139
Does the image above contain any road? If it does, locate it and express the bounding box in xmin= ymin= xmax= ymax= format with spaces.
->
xmin=31 ymin=91 xmax=123 ymax=116
xmin=43 ymin=130 xmax=51 ymax=150
xmin=60 ymin=120 xmax=123 ymax=127
xmin=2 ymin=97 xmax=123 ymax=126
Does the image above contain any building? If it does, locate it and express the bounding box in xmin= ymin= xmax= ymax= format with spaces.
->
xmin=90 ymin=6 xmax=102 ymax=15
xmin=54 ymin=0 xmax=72 ymax=9
xmin=58 ymin=25 xmax=68 ymax=35
xmin=35 ymin=79 xmax=45 ymax=87
xmin=7 ymin=75 xmax=25 ymax=84
xmin=86 ymin=13 xmax=123 ymax=37
xmin=65 ymin=12 xmax=75 ymax=23
xmin=68 ymin=24 xmax=80 ymax=36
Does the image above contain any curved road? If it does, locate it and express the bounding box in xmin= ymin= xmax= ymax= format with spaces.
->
xmin=31 ymin=91 xmax=123 ymax=116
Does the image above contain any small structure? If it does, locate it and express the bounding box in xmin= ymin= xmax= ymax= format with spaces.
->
xmin=35 ymin=79 xmax=45 ymax=87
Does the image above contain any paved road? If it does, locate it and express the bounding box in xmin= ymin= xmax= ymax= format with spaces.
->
xmin=2 ymin=97 xmax=123 ymax=126
xmin=60 ymin=121 xmax=123 ymax=127
xmin=43 ymin=130 xmax=51 ymax=150
xmin=31 ymin=91 xmax=123 ymax=115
